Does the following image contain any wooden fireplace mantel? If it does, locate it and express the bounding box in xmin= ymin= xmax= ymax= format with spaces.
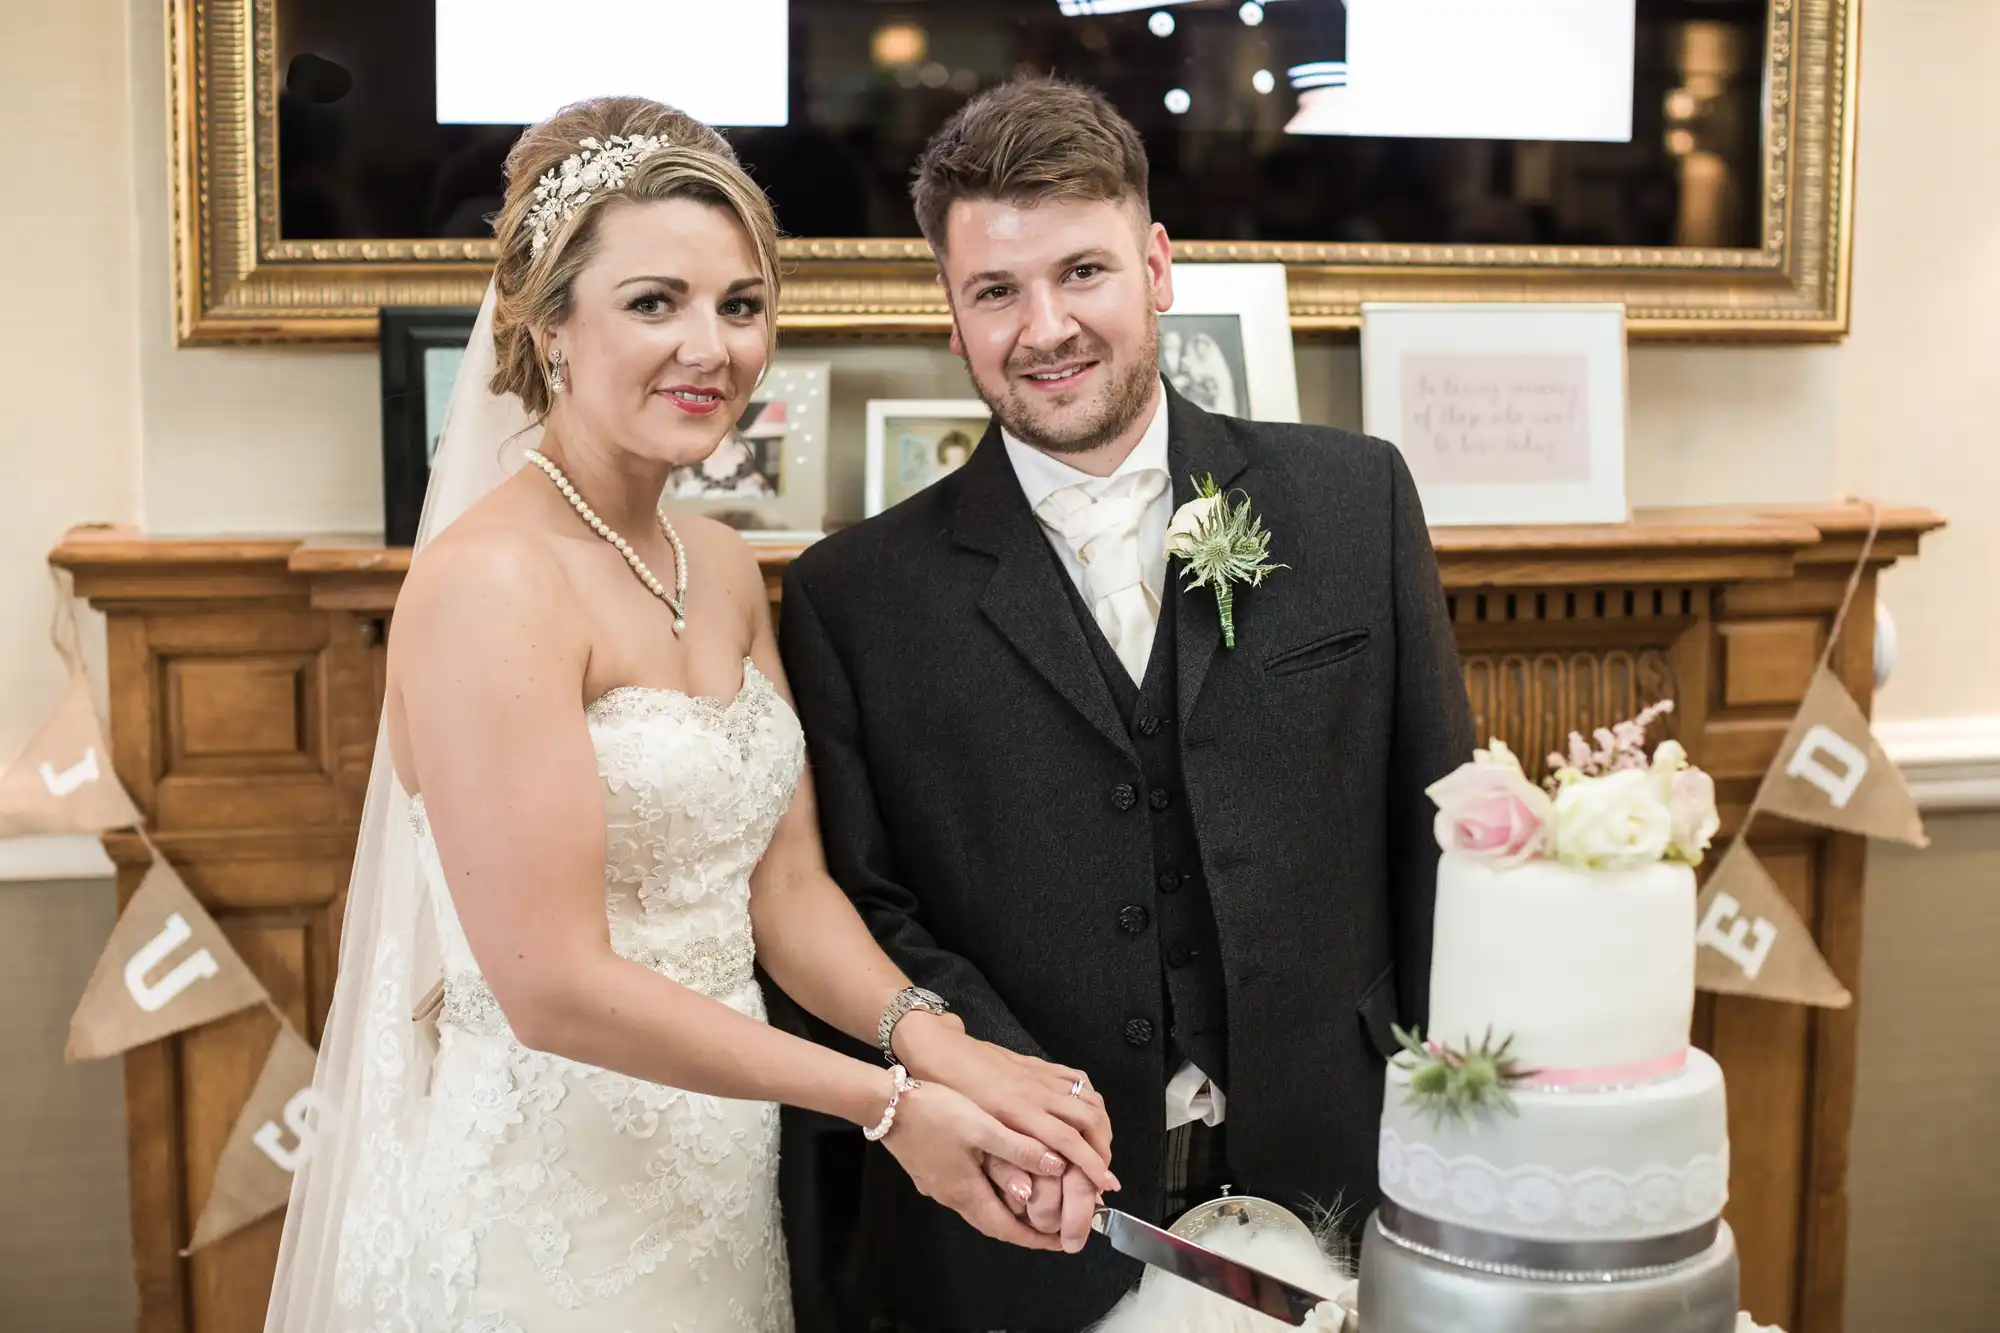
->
xmin=50 ymin=503 xmax=1941 ymax=1333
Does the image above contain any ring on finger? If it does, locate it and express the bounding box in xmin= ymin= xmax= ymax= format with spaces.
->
xmin=1068 ymin=1076 xmax=1087 ymax=1098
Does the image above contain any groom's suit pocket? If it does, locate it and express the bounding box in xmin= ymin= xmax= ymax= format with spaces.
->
xmin=1265 ymin=627 xmax=1371 ymax=677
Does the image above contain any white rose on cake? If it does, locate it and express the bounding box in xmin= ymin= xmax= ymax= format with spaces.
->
xmin=1549 ymin=767 xmax=1674 ymax=870
xmin=1649 ymin=739 xmax=1721 ymax=865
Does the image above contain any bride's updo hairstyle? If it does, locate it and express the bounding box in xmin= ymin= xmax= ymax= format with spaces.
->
xmin=488 ymin=96 xmax=781 ymax=417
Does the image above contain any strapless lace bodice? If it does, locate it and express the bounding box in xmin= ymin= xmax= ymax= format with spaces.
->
xmin=342 ymin=660 xmax=804 ymax=1333
xmin=410 ymin=661 xmax=806 ymax=1029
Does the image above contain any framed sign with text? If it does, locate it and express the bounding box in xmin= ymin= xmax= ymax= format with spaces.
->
xmin=1360 ymin=302 xmax=1628 ymax=526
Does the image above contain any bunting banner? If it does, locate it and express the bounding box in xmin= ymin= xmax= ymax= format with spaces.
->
xmin=64 ymin=851 xmax=270 ymax=1062
xmin=1693 ymin=504 xmax=1924 ymax=1007
xmin=185 ymin=1024 xmax=327 ymax=1252
xmin=0 ymin=572 xmax=143 ymax=837
xmin=1753 ymin=665 xmax=1930 ymax=848
xmin=1694 ymin=843 xmax=1853 ymax=1008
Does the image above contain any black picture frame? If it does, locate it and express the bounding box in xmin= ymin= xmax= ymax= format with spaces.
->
xmin=379 ymin=305 xmax=480 ymax=547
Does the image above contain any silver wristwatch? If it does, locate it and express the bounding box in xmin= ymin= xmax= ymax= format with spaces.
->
xmin=877 ymin=986 xmax=950 ymax=1061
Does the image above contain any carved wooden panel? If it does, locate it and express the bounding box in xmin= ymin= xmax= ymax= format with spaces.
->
xmin=1460 ymin=648 xmax=1680 ymax=780
xmin=1720 ymin=619 xmax=1822 ymax=707
xmin=167 ymin=657 xmax=314 ymax=767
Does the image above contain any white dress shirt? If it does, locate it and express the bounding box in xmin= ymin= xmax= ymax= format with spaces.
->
xmin=999 ymin=388 xmax=1228 ymax=1132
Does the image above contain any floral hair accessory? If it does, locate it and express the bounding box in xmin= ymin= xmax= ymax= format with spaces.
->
xmin=525 ymin=134 xmax=666 ymax=258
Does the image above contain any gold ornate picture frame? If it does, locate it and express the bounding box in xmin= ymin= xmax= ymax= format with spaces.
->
xmin=170 ymin=0 xmax=1857 ymax=346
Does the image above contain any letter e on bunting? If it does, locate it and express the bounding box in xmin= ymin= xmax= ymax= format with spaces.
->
xmin=66 ymin=851 xmax=270 ymax=1061
xmin=1756 ymin=664 xmax=1928 ymax=847
xmin=1695 ymin=843 xmax=1851 ymax=1008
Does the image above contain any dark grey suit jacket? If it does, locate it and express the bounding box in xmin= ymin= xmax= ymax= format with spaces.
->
xmin=779 ymin=387 xmax=1474 ymax=1329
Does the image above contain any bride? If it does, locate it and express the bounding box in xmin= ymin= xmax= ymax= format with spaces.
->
xmin=264 ymin=98 xmax=1116 ymax=1332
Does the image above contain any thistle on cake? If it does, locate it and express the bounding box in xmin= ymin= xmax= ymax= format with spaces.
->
xmin=1389 ymin=1023 xmax=1529 ymax=1123
xmin=1427 ymin=700 xmax=1718 ymax=871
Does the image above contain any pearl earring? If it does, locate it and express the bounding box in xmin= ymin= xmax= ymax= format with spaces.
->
xmin=548 ymin=347 xmax=567 ymax=393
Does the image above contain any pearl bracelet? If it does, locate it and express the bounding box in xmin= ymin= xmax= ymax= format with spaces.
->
xmin=863 ymin=1064 xmax=920 ymax=1142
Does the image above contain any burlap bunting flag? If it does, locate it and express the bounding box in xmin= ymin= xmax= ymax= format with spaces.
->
xmin=186 ymin=1024 xmax=326 ymax=1252
xmin=1695 ymin=843 xmax=1852 ymax=1008
xmin=65 ymin=851 xmax=269 ymax=1062
xmin=0 ymin=572 xmax=142 ymax=837
xmin=1754 ymin=664 xmax=1929 ymax=848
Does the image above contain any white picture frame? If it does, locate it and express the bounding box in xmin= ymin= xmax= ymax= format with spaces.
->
xmin=1161 ymin=263 xmax=1301 ymax=424
xmin=1361 ymin=302 xmax=1629 ymax=526
xmin=864 ymin=399 xmax=992 ymax=517
xmin=661 ymin=357 xmax=830 ymax=544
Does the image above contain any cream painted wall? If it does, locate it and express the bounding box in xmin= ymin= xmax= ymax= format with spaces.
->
xmin=1833 ymin=0 xmax=2000 ymax=723
xmin=0 ymin=0 xmax=145 ymax=759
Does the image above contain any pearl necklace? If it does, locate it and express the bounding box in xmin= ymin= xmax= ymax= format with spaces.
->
xmin=524 ymin=449 xmax=688 ymax=632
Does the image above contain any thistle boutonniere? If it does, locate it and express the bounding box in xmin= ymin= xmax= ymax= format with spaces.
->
xmin=1162 ymin=475 xmax=1285 ymax=648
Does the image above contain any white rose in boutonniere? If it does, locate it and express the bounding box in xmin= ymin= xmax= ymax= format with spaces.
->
xmin=1550 ymin=768 xmax=1674 ymax=870
xmin=1162 ymin=475 xmax=1285 ymax=647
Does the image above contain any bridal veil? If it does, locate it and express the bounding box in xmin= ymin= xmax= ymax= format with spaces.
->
xmin=263 ymin=281 xmax=537 ymax=1332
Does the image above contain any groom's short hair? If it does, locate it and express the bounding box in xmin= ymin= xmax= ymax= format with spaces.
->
xmin=911 ymin=76 xmax=1150 ymax=255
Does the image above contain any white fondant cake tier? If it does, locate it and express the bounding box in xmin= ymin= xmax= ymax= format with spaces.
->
xmin=1426 ymin=855 xmax=1697 ymax=1073
xmin=1378 ymin=1048 xmax=1729 ymax=1244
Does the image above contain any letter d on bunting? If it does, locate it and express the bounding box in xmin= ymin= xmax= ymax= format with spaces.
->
xmin=1757 ymin=665 xmax=1928 ymax=847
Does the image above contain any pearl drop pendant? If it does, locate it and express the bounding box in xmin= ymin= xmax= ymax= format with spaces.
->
xmin=524 ymin=449 xmax=688 ymax=632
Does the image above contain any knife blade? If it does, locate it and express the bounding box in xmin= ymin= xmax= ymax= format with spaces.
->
xmin=1091 ymin=1207 xmax=1327 ymax=1326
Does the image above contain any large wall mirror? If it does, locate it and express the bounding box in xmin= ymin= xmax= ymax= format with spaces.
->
xmin=171 ymin=0 xmax=1856 ymax=345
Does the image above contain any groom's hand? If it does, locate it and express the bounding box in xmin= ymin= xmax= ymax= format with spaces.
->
xmin=895 ymin=1017 xmax=1119 ymax=1194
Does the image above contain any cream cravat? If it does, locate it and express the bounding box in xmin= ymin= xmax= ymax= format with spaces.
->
xmin=1035 ymin=471 xmax=1171 ymax=682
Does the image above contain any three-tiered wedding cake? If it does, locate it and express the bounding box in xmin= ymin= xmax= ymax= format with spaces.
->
xmin=1358 ymin=705 xmax=1740 ymax=1333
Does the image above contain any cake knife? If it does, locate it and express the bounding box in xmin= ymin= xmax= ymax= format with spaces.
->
xmin=1091 ymin=1206 xmax=1326 ymax=1326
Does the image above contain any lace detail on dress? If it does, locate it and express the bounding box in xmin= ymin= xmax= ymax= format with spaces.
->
xmin=1379 ymin=1127 xmax=1730 ymax=1240
xmin=339 ymin=659 xmax=799 ymax=1332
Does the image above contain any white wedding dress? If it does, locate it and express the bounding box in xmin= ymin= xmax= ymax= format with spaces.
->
xmin=338 ymin=661 xmax=802 ymax=1332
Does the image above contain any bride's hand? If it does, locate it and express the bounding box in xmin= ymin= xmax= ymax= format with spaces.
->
xmin=881 ymin=1080 xmax=1077 ymax=1251
xmin=895 ymin=1019 xmax=1119 ymax=1194
xmin=985 ymin=1158 xmax=1102 ymax=1253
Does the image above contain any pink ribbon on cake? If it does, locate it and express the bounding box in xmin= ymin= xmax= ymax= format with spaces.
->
xmin=1518 ymin=1045 xmax=1689 ymax=1091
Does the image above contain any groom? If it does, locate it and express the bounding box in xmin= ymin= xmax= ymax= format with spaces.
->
xmin=780 ymin=77 xmax=1474 ymax=1331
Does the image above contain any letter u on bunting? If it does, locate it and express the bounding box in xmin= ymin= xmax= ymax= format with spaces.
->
xmin=186 ymin=1023 xmax=326 ymax=1251
xmin=66 ymin=848 xmax=270 ymax=1062
xmin=1756 ymin=664 xmax=1928 ymax=848
xmin=1695 ymin=843 xmax=1852 ymax=1008
xmin=0 ymin=570 xmax=143 ymax=837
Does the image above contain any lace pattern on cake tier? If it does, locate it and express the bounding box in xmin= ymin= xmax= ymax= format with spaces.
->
xmin=1379 ymin=1128 xmax=1729 ymax=1240
xmin=439 ymin=928 xmax=758 ymax=1037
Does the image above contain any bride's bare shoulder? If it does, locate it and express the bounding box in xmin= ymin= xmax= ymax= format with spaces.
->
xmin=392 ymin=505 xmax=582 ymax=668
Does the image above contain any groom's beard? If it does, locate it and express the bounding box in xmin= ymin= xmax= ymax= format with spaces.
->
xmin=971 ymin=317 xmax=1160 ymax=457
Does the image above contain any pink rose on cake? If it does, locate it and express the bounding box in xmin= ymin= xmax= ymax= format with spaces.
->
xmin=1650 ymin=739 xmax=1721 ymax=865
xmin=1425 ymin=741 xmax=1552 ymax=867
xmin=1549 ymin=768 xmax=1674 ymax=870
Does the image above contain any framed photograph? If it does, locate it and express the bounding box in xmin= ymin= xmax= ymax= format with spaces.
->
xmin=379 ymin=306 xmax=481 ymax=547
xmin=864 ymin=401 xmax=992 ymax=517
xmin=1161 ymin=265 xmax=1301 ymax=423
xmin=662 ymin=358 xmax=831 ymax=543
xmin=1360 ymin=302 xmax=1629 ymax=526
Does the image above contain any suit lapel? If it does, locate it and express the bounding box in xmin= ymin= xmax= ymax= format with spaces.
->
xmin=950 ymin=422 xmax=1137 ymax=761
xmin=1166 ymin=389 xmax=1251 ymax=728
